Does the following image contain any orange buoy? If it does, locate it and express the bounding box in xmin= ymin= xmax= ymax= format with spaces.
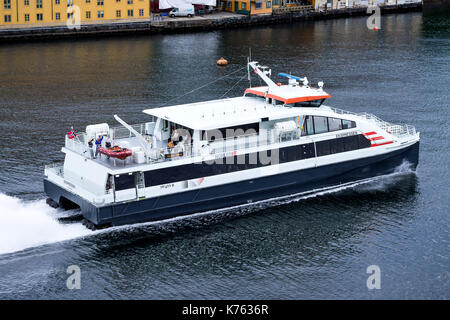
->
xmin=217 ymin=57 xmax=228 ymax=66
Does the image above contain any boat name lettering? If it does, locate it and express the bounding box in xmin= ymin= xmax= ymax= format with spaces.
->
xmin=160 ymin=183 xmax=175 ymax=189
xmin=64 ymin=180 xmax=76 ymax=189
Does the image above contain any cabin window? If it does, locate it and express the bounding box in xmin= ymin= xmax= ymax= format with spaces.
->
xmin=344 ymin=135 xmax=359 ymax=151
xmin=316 ymin=134 xmax=370 ymax=157
xmin=203 ymin=123 xmax=259 ymax=142
xmin=114 ymin=173 xmax=136 ymax=191
xmin=106 ymin=174 xmax=113 ymax=192
xmin=302 ymin=116 xmax=357 ymax=136
xmin=328 ymin=117 xmax=342 ymax=132
xmin=313 ymin=116 xmax=328 ymax=134
xmin=292 ymin=99 xmax=325 ymax=108
xmin=358 ymin=134 xmax=371 ymax=149
xmin=330 ymin=137 xmax=345 ymax=154
xmin=163 ymin=119 xmax=169 ymax=131
xmin=316 ymin=140 xmax=331 ymax=156
xmin=302 ymin=116 xmax=314 ymax=136
xmin=342 ymin=119 xmax=356 ymax=129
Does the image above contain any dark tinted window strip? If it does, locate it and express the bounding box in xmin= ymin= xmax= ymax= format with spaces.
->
xmin=144 ymin=143 xmax=315 ymax=187
xmin=143 ymin=134 xmax=370 ymax=188
xmin=316 ymin=134 xmax=371 ymax=157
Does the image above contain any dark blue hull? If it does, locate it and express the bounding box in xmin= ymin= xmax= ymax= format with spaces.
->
xmin=44 ymin=141 xmax=419 ymax=228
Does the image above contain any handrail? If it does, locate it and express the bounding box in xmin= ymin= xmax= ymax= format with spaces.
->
xmin=330 ymin=107 xmax=416 ymax=137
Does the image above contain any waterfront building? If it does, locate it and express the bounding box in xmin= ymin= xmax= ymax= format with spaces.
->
xmin=0 ymin=0 xmax=150 ymax=27
xmin=221 ymin=0 xmax=315 ymax=15
xmin=221 ymin=0 xmax=273 ymax=15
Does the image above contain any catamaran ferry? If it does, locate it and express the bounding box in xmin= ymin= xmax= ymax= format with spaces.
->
xmin=44 ymin=61 xmax=420 ymax=230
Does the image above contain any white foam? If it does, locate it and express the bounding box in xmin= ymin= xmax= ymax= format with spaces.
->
xmin=0 ymin=193 xmax=92 ymax=255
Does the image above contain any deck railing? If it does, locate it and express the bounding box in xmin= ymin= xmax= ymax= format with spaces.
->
xmin=110 ymin=123 xmax=148 ymax=140
xmin=45 ymin=162 xmax=64 ymax=177
xmin=65 ymin=133 xmax=92 ymax=158
xmin=331 ymin=107 xmax=416 ymax=138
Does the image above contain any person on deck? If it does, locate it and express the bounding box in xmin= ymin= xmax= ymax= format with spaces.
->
xmin=94 ymin=135 xmax=103 ymax=158
xmin=88 ymin=138 xmax=94 ymax=158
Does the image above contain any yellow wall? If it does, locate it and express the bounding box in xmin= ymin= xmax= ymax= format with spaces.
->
xmin=223 ymin=0 xmax=273 ymax=15
xmin=0 ymin=0 xmax=150 ymax=26
xmin=250 ymin=1 xmax=272 ymax=15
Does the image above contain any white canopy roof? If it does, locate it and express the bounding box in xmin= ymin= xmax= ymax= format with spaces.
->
xmin=143 ymin=96 xmax=323 ymax=130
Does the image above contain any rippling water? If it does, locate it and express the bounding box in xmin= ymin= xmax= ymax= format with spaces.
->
xmin=0 ymin=10 xmax=449 ymax=299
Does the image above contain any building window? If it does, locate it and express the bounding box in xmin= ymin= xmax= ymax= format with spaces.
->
xmin=4 ymin=0 xmax=11 ymax=9
xmin=4 ymin=15 xmax=11 ymax=22
xmin=116 ymin=0 xmax=121 ymax=2
xmin=55 ymin=12 xmax=60 ymax=20
xmin=266 ymin=1 xmax=271 ymax=8
xmin=128 ymin=0 xmax=133 ymax=4
xmin=36 ymin=13 xmax=43 ymax=20
xmin=55 ymin=0 xmax=59 ymax=4
xmin=116 ymin=10 xmax=121 ymax=17
xmin=241 ymin=2 xmax=246 ymax=9
xmin=97 ymin=10 xmax=104 ymax=18
xmin=24 ymin=0 xmax=29 ymax=6
xmin=36 ymin=0 xmax=42 ymax=8
xmin=97 ymin=0 xmax=103 ymax=5
xmin=86 ymin=0 xmax=90 ymax=3
xmin=226 ymin=1 xmax=231 ymax=7
xmin=86 ymin=11 xmax=91 ymax=19
xmin=139 ymin=9 xmax=144 ymax=16
xmin=255 ymin=2 xmax=262 ymax=9
xmin=24 ymin=14 xmax=30 ymax=21
xmin=128 ymin=9 xmax=133 ymax=17
xmin=67 ymin=12 xmax=73 ymax=19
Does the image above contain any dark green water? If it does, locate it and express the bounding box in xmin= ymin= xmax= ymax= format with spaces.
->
xmin=0 ymin=10 xmax=449 ymax=299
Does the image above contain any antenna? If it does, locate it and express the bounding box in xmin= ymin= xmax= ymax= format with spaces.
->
xmin=248 ymin=48 xmax=252 ymax=87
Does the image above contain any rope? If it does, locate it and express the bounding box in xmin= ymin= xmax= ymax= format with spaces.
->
xmin=219 ymin=73 xmax=248 ymax=99
xmin=156 ymin=66 xmax=247 ymax=108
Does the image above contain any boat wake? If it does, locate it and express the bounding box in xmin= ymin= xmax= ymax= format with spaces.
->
xmin=0 ymin=194 xmax=92 ymax=255
xmin=0 ymin=161 xmax=416 ymax=256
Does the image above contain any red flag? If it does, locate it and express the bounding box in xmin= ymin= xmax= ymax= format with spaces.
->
xmin=67 ymin=130 xmax=77 ymax=139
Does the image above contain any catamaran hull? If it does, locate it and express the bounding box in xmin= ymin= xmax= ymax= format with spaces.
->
xmin=44 ymin=141 xmax=419 ymax=229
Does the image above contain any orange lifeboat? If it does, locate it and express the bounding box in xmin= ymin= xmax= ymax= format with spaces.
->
xmin=98 ymin=146 xmax=132 ymax=160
